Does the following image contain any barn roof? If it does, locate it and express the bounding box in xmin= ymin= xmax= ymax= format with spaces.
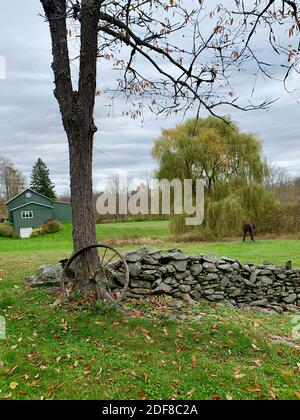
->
xmin=6 ymin=188 xmax=71 ymax=206
xmin=5 ymin=188 xmax=53 ymax=205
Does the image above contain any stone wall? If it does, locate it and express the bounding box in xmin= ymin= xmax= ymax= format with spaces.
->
xmin=27 ymin=247 xmax=300 ymax=313
xmin=121 ymin=247 xmax=300 ymax=313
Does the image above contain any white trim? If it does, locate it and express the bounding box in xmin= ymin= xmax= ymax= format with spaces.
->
xmin=10 ymin=202 xmax=53 ymax=212
xmin=21 ymin=210 xmax=33 ymax=219
xmin=5 ymin=188 xmax=54 ymax=205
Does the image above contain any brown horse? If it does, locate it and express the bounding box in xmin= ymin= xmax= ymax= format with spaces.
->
xmin=243 ymin=220 xmax=255 ymax=242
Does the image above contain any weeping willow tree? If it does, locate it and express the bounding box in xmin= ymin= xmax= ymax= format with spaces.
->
xmin=152 ymin=117 xmax=278 ymax=238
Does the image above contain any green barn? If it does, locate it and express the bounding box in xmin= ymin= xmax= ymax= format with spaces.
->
xmin=6 ymin=188 xmax=72 ymax=238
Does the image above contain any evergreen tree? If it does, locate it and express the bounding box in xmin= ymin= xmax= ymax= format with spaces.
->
xmin=30 ymin=159 xmax=56 ymax=200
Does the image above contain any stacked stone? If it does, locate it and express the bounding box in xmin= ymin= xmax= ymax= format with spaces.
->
xmin=122 ymin=247 xmax=300 ymax=313
xmin=26 ymin=247 xmax=300 ymax=313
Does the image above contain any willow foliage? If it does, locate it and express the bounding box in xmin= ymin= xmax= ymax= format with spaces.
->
xmin=152 ymin=117 xmax=278 ymax=238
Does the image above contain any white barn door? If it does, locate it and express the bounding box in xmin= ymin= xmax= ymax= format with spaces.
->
xmin=20 ymin=227 xmax=33 ymax=238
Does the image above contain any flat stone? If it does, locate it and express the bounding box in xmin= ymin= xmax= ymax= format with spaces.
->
xmin=128 ymin=262 xmax=142 ymax=277
xmin=26 ymin=264 xmax=62 ymax=287
xmin=160 ymin=252 xmax=188 ymax=261
xmin=283 ymin=294 xmax=297 ymax=304
xmin=229 ymin=288 xmax=243 ymax=297
xmin=190 ymin=290 xmax=202 ymax=301
xmin=179 ymin=285 xmax=192 ymax=293
xmin=130 ymin=280 xmax=152 ymax=289
xmin=260 ymin=276 xmax=273 ymax=287
xmin=203 ymin=289 xmax=215 ymax=295
xmin=152 ymin=278 xmax=162 ymax=288
xmin=190 ymin=264 xmax=203 ymax=276
xmin=209 ymin=294 xmax=225 ymax=301
xmin=171 ymin=260 xmax=188 ymax=272
xmin=206 ymin=273 xmax=219 ymax=281
xmin=249 ymin=299 xmax=268 ymax=307
xmin=203 ymin=262 xmax=217 ymax=271
xmin=250 ymin=270 xmax=260 ymax=284
xmin=217 ymin=264 xmax=232 ymax=272
xmin=153 ymin=283 xmax=172 ymax=294
xmin=221 ymin=256 xmax=237 ymax=263
xmin=130 ymin=288 xmax=152 ymax=295
xmin=264 ymin=265 xmax=277 ymax=271
xmin=202 ymin=254 xmax=219 ymax=264
xmin=124 ymin=251 xmax=143 ymax=263
xmin=243 ymin=279 xmax=256 ymax=288
xmin=166 ymin=264 xmax=176 ymax=273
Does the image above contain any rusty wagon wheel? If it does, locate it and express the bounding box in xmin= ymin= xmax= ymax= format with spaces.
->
xmin=61 ymin=244 xmax=129 ymax=307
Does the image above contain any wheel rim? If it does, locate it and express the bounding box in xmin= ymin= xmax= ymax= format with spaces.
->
xmin=61 ymin=244 xmax=129 ymax=303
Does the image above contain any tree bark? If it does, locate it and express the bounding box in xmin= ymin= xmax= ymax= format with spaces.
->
xmin=41 ymin=0 xmax=101 ymax=288
xmin=67 ymin=125 xmax=99 ymax=288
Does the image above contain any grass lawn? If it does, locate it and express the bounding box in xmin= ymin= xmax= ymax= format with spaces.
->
xmin=0 ymin=220 xmax=300 ymax=266
xmin=0 ymin=221 xmax=299 ymax=400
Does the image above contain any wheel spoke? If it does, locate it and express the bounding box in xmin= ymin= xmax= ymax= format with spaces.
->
xmin=61 ymin=245 xmax=129 ymax=305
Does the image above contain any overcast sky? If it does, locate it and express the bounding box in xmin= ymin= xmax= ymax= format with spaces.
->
xmin=0 ymin=0 xmax=300 ymax=195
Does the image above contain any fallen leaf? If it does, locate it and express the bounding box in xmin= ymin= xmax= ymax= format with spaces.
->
xmin=212 ymin=395 xmax=222 ymax=400
xmin=10 ymin=382 xmax=18 ymax=390
xmin=295 ymin=391 xmax=300 ymax=400
xmin=282 ymin=370 xmax=293 ymax=376
xmin=245 ymin=385 xmax=262 ymax=392
xmin=191 ymin=355 xmax=197 ymax=369
xmin=251 ymin=343 xmax=261 ymax=351
xmin=137 ymin=391 xmax=147 ymax=400
xmin=176 ymin=329 xmax=184 ymax=338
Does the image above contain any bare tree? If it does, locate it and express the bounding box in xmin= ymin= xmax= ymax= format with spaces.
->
xmin=40 ymin=0 xmax=298 ymax=288
xmin=0 ymin=156 xmax=26 ymax=202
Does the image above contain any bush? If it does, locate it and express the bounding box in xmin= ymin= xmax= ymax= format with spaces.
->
xmin=0 ymin=224 xmax=19 ymax=238
xmin=30 ymin=226 xmax=48 ymax=238
xmin=45 ymin=219 xmax=62 ymax=234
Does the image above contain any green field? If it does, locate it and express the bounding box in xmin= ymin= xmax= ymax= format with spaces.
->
xmin=0 ymin=221 xmax=300 ymax=267
xmin=0 ymin=221 xmax=299 ymax=400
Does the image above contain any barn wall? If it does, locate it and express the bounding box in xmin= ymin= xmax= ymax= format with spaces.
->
xmin=13 ymin=204 xmax=54 ymax=232
xmin=52 ymin=202 xmax=72 ymax=221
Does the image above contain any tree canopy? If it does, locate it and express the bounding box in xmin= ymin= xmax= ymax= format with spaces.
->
xmin=152 ymin=117 xmax=277 ymax=238
xmin=30 ymin=159 xmax=56 ymax=200
xmin=152 ymin=117 xmax=269 ymax=190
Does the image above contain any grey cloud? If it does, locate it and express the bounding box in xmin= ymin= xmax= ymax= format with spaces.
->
xmin=0 ymin=0 xmax=299 ymax=195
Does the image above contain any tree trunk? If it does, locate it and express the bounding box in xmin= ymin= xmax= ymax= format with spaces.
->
xmin=40 ymin=0 xmax=101 ymax=289
xmin=67 ymin=123 xmax=99 ymax=289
